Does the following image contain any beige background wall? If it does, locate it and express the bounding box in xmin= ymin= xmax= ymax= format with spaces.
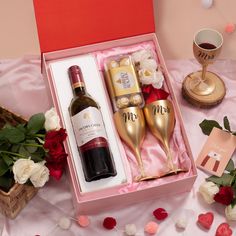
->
xmin=0 ymin=0 xmax=235 ymax=59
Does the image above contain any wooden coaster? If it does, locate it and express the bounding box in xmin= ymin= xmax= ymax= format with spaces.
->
xmin=182 ymin=71 xmax=226 ymax=108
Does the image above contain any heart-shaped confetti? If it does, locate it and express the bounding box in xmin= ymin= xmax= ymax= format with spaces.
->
xmin=197 ymin=212 xmax=214 ymax=230
xmin=215 ymin=223 xmax=233 ymax=236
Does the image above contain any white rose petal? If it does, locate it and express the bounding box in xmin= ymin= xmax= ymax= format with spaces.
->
xmin=199 ymin=181 xmax=219 ymax=204
xmin=139 ymin=59 xmax=157 ymax=70
xmin=139 ymin=69 xmax=164 ymax=89
xmin=225 ymin=205 xmax=236 ymax=221
xmin=13 ymin=159 xmax=35 ymax=184
xmin=30 ymin=161 xmax=49 ymax=188
xmin=44 ymin=107 xmax=60 ymax=131
xmin=131 ymin=49 xmax=152 ymax=64
xmin=152 ymin=71 xmax=164 ymax=89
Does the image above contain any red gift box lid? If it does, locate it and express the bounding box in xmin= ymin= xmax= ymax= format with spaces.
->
xmin=33 ymin=0 xmax=155 ymax=53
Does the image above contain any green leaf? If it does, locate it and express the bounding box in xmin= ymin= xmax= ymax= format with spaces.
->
xmin=223 ymin=116 xmax=231 ymax=132
xmin=30 ymin=148 xmax=45 ymax=162
xmin=233 ymin=180 xmax=236 ymax=189
xmin=206 ymin=173 xmax=234 ymax=186
xmin=27 ymin=113 xmax=45 ymax=135
xmin=11 ymin=144 xmax=20 ymax=153
xmin=2 ymin=153 xmax=14 ymax=166
xmin=0 ymin=159 xmax=10 ymax=176
xmin=231 ymin=198 xmax=236 ymax=208
xmin=25 ymin=140 xmax=38 ymax=153
xmin=19 ymin=146 xmax=30 ymax=158
xmin=17 ymin=123 xmax=27 ymax=133
xmin=199 ymin=119 xmax=222 ymax=136
xmin=1 ymin=126 xmax=25 ymax=144
xmin=0 ymin=142 xmax=11 ymax=151
xmin=225 ymin=159 xmax=235 ymax=172
xmin=0 ymin=176 xmax=13 ymax=192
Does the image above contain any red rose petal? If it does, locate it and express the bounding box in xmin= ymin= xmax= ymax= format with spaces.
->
xmin=142 ymin=85 xmax=169 ymax=104
xmin=197 ymin=212 xmax=214 ymax=230
xmin=103 ymin=217 xmax=117 ymax=230
xmin=214 ymin=186 xmax=234 ymax=206
xmin=153 ymin=208 xmax=168 ymax=220
xmin=216 ymin=223 xmax=233 ymax=236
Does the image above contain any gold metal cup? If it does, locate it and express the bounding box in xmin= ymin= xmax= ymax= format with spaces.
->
xmin=114 ymin=106 xmax=158 ymax=181
xmin=192 ymin=28 xmax=223 ymax=95
xmin=182 ymin=28 xmax=226 ymax=107
xmin=144 ymin=100 xmax=185 ymax=175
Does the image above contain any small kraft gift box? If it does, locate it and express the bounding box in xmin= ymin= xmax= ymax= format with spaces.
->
xmin=33 ymin=0 xmax=197 ymax=215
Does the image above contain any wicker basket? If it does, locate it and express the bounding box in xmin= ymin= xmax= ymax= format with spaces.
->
xmin=0 ymin=106 xmax=38 ymax=219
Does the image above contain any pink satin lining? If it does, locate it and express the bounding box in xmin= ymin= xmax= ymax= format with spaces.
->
xmin=93 ymin=41 xmax=193 ymax=192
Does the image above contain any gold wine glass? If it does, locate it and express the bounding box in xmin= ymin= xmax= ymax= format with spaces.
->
xmin=144 ymin=100 xmax=184 ymax=175
xmin=182 ymin=28 xmax=226 ymax=107
xmin=114 ymin=106 xmax=158 ymax=181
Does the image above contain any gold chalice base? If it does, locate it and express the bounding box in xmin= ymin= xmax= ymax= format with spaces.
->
xmin=182 ymin=71 xmax=226 ymax=108
xmin=135 ymin=175 xmax=159 ymax=182
xmin=159 ymin=168 xmax=188 ymax=178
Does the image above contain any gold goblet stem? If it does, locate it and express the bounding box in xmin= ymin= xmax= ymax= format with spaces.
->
xmin=134 ymin=147 xmax=146 ymax=178
xmin=163 ymin=140 xmax=175 ymax=172
xmin=202 ymin=64 xmax=208 ymax=81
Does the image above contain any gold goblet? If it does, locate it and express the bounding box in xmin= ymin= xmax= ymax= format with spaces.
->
xmin=144 ymin=100 xmax=184 ymax=175
xmin=182 ymin=28 xmax=226 ymax=107
xmin=114 ymin=106 xmax=158 ymax=181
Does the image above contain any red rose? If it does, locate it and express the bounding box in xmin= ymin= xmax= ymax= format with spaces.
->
xmin=45 ymin=142 xmax=67 ymax=162
xmin=142 ymin=85 xmax=169 ymax=104
xmin=214 ymin=186 xmax=234 ymax=205
xmin=46 ymin=163 xmax=64 ymax=180
xmin=44 ymin=128 xmax=67 ymax=144
xmin=44 ymin=128 xmax=67 ymax=180
xmin=44 ymin=128 xmax=67 ymax=163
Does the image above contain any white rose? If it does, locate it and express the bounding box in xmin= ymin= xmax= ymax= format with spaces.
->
xmin=30 ymin=161 xmax=50 ymax=188
xmin=199 ymin=181 xmax=219 ymax=204
xmin=44 ymin=107 xmax=60 ymax=131
xmin=139 ymin=69 xmax=164 ymax=89
xmin=139 ymin=58 xmax=157 ymax=70
xmin=225 ymin=204 xmax=236 ymax=221
xmin=13 ymin=159 xmax=35 ymax=184
xmin=131 ymin=49 xmax=152 ymax=64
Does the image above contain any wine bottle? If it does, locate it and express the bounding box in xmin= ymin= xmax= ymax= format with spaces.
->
xmin=68 ymin=65 xmax=117 ymax=182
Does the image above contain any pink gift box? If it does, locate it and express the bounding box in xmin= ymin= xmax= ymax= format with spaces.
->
xmin=33 ymin=0 xmax=197 ymax=214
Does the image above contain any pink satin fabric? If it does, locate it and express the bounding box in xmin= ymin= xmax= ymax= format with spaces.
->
xmin=1 ymin=57 xmax=236 ymax=236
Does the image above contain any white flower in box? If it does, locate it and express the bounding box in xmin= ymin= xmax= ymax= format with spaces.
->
xmin=13 ymin=159 xmax=35 ymax=184
xmin=225 ymin=204 xmax=236 ymax=221
xmin=139 ymin=58 xmax=157 ymax=71
xmin=30 ymin=161 xmax=50 ymax=188
xmin=131 ymin=49 xmax=152 ymax=64
xmin=138 ymin=69 xmax=164 ymax=89
xmin=199 ymin=181 xmax=219 ymax=204
xmin=44 ymin=107 xmax=60 ymax=131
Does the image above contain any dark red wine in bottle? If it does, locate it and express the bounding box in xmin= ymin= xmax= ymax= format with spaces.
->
xmin=68 ymin=65 xmax=117 ymax=182
xmin=198 ymin=42 xmax=217 ymax=50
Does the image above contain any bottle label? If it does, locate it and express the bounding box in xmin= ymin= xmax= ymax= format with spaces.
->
xmin=71 ymin=107 xmax=108 ymax=147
